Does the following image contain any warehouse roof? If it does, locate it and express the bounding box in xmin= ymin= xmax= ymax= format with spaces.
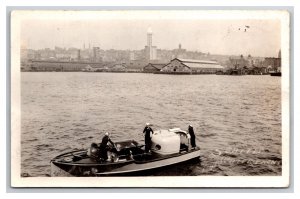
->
xmin=173 ymin=58 xmax=224 ymax=69
xmin=150 ymin=63 xmax=166 ymax=70
xmin=144 ymin=63 xmax=167 ymax=70
xmin=183 ymin=62 xmax=224 ymax=69
xmin=177 ymin=58 xmax=218 ymax=64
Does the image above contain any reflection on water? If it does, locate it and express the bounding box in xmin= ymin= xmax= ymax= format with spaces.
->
xmin=21 ymin=72 xmax=281 ymax=176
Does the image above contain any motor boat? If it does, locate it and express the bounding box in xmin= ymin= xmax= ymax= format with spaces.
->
xmin=50 ymin=128 xmax=200 ymax=176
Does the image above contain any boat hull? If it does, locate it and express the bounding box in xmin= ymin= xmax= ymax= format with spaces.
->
xmin=51 ymin=147 xmax=200 ymax=176
xmin=97 ymin=148 xmax=201 ymax=176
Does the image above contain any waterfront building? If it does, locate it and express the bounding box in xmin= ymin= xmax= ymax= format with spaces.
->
xmin=228 ymin=55 xmax=250 ymax=68
xmin=263 ymin=57 xmax=281 ymax=71
xmin=263 ymin=50 xmax=281 ymax=72
xmin=125 ymin=60 xmax=148 ymax=72
xmin=26 ymin=60 xmax=104 ymax=72
xmin=143 ymin=63 xmax=166 ymax=72
xmin=160 ymin=58 xmax=224 ymax=74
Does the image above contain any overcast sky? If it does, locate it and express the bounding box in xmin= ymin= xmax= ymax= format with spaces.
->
xmin=21 ymin=18 xmax=281 ymax=57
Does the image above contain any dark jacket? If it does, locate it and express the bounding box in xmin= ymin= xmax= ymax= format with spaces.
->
xmin=143 ymin=126 xmax=153 ymax=152
xmin=99 ymin=135 xmax=114 ymax=160
xmin=188 ymin=126 xmax=196 ymax=147
xmin=100 ymin=135 xmax=114 ymax=150
xmin=143 ymin=126 xmax=154 ymax=141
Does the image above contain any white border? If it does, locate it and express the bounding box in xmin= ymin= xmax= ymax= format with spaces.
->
xmin=11 ymin=10 xmax=290 ymax=188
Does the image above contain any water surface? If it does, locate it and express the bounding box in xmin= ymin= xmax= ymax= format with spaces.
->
xmin=21 ymin=72 xmax=282 ymax=176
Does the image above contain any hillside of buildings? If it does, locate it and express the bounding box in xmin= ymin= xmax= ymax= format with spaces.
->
xmin=21 ymin=45 xmax=281 ymax=75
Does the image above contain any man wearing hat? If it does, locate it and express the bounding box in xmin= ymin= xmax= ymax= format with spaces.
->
xmin=143 ymin=123 xmax=154 ymax=153
xmin=99 ymin=132 xmax=114 ymax=161
xmin=188 ymin=125 xmax=196 ymax=149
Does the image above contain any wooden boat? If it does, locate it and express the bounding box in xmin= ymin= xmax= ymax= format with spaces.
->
xmin=50 ymin=128 xmax=200 ymax=176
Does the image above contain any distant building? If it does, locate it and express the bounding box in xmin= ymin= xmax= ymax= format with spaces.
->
xmin=263 ymin=49 xmax=281 ymax=72
xmin=80 ymin=49 xmax=93 ymax=61
xmin=263 ymin=57 xmax=281 ymax=71
xmin=144 ymin=27 xmax=157 ymax=61
xmin=102 ymin=49 xmax=130 ymax=62
xmin=228 ymin=55 xmax=249 ymax=68
xmin=161 ymin=58 xmax=224 ymax=74
xmin=27 ymin=60 xmax=104 ymax=72
xmin=77 ymin=49 xmax=81 ymax=61
xmin=93 ymin=47 xmax=101 ymax=62
xmin=143 ymin=63 xmax=166 ymax=72
xmin=173 ymin=43 xmax=187 ymax=59
xmin=125 ymin=60 xmax=148 ymax=72
xmin=130 ymin=51 xmax=135 ymax=61
xmin=21 ymin=48 xmax=36 ymax=62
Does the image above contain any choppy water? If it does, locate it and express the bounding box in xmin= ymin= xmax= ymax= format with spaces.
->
xmin=21 ymin=72 xmax=281 ymax=177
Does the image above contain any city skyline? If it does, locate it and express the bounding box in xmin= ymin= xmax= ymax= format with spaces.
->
xmin=21 ymin=13 xmax=281 ymax=58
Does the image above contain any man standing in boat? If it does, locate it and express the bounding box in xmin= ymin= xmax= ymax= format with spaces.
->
xmin=99 ymin=132 xmax=115 ymax=161
xmin=143 ymin=123 xmax=154 ymax=153
xmin=188 ymin=125 xmax=196 ymax=149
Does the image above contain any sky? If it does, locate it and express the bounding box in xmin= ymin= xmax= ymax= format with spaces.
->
xmin=21 ymin=15 xmax=281 ymax=57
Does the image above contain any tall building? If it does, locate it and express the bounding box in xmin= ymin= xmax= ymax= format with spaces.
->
xmin=93 ymin=47 xmax=101 ymax=62
xmin=147 ymin=27 xmax=153 ymax=60
xmin=130 ymin=51 xmax=135 ymax=61
xmin=144 ymin=27 xmax=157 ymax=61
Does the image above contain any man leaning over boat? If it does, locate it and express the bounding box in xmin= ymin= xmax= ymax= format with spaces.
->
xmin=99 ymin=132 xmax=115 ymax=161
xmin=87 ymin=132 xmax=116 ymax=162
